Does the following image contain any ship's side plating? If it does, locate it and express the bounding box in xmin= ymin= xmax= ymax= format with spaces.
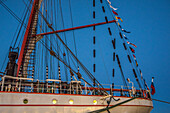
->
xmin=0 ymin=92 xmax=153 ymax=113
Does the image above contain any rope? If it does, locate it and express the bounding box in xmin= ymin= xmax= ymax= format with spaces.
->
xmin=37 ymin=10 xmax=109 ymax=95
xmin=68 ymin=0 xmax=78 ymax=69
xmin=59 ymin=0 xmax=70 ymax=81
xmin=0 ymin=0 xmax=30 ymax=72
xmin=0 ymin=0 xmax=27 ymax=28
xmin=39 ymin=39 xmax=94 ymax=88
xmin=98 ymin=0 xmax=129 ymax=88
xmin=59 ymin=0 xmax=71 ymax=67
xmin=88 ymin=97 xmax=137 ymax=113
xmin=103 ymin=0 xmax=143 ymax=89
xmin=13 ymin=0 xmax=32 ymax=48
xmin=53 ymin=0 xmax=61 ymax=79
xmin=152 ymin=98 xmax=170 ymax=104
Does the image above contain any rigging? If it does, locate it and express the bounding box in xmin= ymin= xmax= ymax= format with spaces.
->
xmin=37 ymin=9 xmax=109 ymax=95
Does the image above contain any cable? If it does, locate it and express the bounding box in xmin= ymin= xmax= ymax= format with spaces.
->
xmin=37 ymin=9 xmax=108 ymax=94
xmin=103 ymin=0 xmax=143 ymax=89
xmin=152 ymin=98 xmax=170 ymax=104
xmin=68 ymin=0 xmax=78 ymax=69
xmin=0 ymin=0 xmax=30 ymax=72
xmin=13 ymin=0 xmax=32 ymax=48
xmin=59 ymin=0 xmax=71 ymax=67
xmin=0 ymin=0 xmax=27 ymax=28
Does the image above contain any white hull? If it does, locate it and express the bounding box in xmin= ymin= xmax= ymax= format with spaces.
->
xmin=0 ymin=91 xmax=153 ymax=113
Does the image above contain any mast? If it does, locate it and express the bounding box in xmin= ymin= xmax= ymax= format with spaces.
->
xmin=17 ymin=0 xmax=42 ymax=78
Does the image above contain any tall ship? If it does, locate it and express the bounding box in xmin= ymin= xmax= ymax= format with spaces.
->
xmin=0 ymin=0 xmax=153 ymax=113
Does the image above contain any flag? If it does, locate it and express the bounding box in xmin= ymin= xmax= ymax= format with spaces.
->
xmin=139 ymin=69 xmax=143 ymax=80
xmin=112 ymin=10 xmax=118 ymax=15
xmin=139 ymin=69 xmax=143 ymax=79
xmin=117 ymin=17 xmax=123 ymax=22
xmin=118 ymin=24 xmax=122 ymax=29
xmin=107 ymin=0 xmax=118 ymax=10
xmin=130 ymin=43 xmax=137 ymax=48
xmin=110 ymin=5 xmax=118 ymax=10
xmin=123 ymin=34 xmax=128 ymax=40
xmin=127 ymin=41 xmax=137 ymax=48
xmin=144 ymin=79 xmax=149 ymax=90
xmin=117 ymin=23 xmax=122 ymax=29
xmin=135 ymin=60 xmax=138 ymax=67
xmin=122 ymin=29 xmax=131 ymax=33
xmin=133 ymin=54 xmax=136 ymax=60
xmin=129 ymin=47 xmax=135 ymax=53
xmin=117 ymin=22 xmax=121 ymax=27
xmin=115 ymin=16 xmax=123 ymax=22
xmin=107 ymin=0 xmax=111 ymax=4
xmin=151 ymin=77 xmax=155 ymax=95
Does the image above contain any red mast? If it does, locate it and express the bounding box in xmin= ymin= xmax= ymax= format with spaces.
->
xmin=17 ymin=0 xmax=39 ymax=77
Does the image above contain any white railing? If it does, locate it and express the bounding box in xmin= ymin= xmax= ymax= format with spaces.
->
xmin=0 ymin=75 xmax=151 ymax=98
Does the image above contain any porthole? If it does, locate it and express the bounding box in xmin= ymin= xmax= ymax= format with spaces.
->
xmin=23 ymin=99 xmax=28 ymax=104
xmin=52 ymin=99 xmax=58 ymax=104
xmin=69 ymin=99 xmax=74 ymax=104
xmin=93 ymin=100 xmax=97 ymax=105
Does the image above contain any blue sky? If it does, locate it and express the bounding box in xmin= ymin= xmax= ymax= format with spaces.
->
xmin=0 ymin=0 xmax=170 ymax=113
xmin=116 ymin=0 xmax=170 ymax=112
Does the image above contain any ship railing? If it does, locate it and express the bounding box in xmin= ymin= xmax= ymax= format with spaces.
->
xmin=0 ymin=82 xmax=151 ymax=99
xmin=0 ymin=76 xmax=151 ymax=99
xmin=0 ymin=75 xmax=34 ymax=92
xmin=82 ymin=83 xmax=151 ymax=99
xmin=0 ymin=82 xmax=83 ymax=94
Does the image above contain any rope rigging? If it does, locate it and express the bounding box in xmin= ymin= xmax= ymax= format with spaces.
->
xmin=88 ymin=96 xmax=138 ymax=113
xmin=68 ymin=0 xmax=79 ymax=70
xmin=0 ymin=1 xmax=166 ymax=113
xmin=0 ymin=0 xmax=31 ymax=72
xmin=93 ymin=0 xmax=96 ymax=84
xmin=53 ymin=0 xmax=60 ymax=80
xmin=117 ymin=24 xmax=143 ymax=89
xmin=38 ymin=39 xmax=100 ymax=91
xmin=93 ymin=0 xmax=112 ymax=84
xmin=99 ymin=0 xmax=128 ymax=88
xmin=13 ymin=0 xmax=32 ymax=48
xmin=36 ymin=8 xmax=109 ymax=95
xmin=152 ymin=98 xmax=170 ymax=104
xmin=0 ymin=0 xmax=149 ymax=93
xmin=103 ymin=0 xmax=144 ymax=90
xmin=59 ymin=0 xmax=70 ymax=81
xmin=22 ymin=0 xmax=143 ymax=92
xmin=0 ymin=0 xmax=27 ymax=28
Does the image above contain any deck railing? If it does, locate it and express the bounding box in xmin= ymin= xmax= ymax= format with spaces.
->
xmin=0 ymin=75 xmax=151 ymax=99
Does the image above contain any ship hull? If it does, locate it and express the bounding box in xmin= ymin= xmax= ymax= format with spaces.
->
xmin=0 ymin=91 xmax=153 ymax=113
